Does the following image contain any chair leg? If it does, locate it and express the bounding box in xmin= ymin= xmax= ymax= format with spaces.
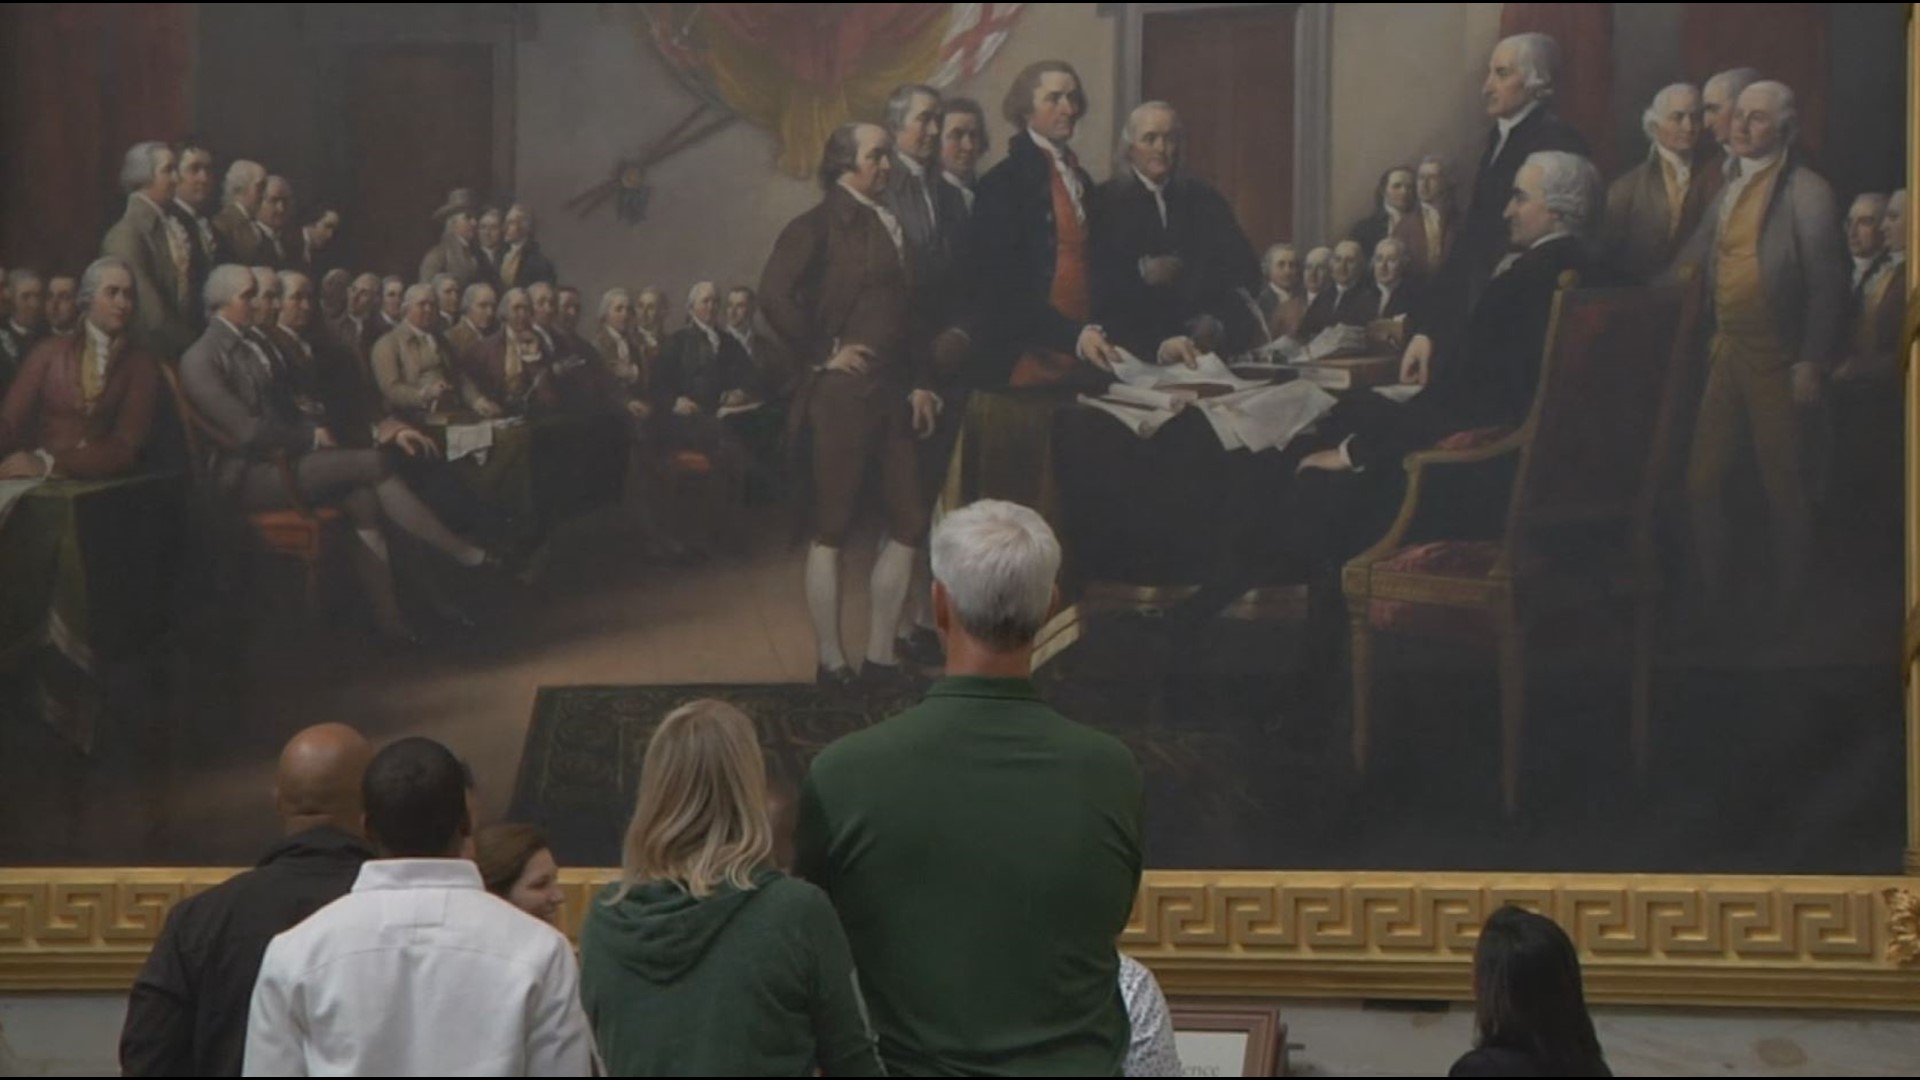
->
xmin=1348 ymin=603 xmax=1372 ymax=775
xmin=1496 ymin=602 xmax=1525 ymax=818
xmin=1630 ymin=593 xmax=1654 ymax=780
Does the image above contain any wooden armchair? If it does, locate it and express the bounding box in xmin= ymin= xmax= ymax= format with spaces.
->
xmin=156 ymin=361 xmax=341 ymax=613
xmin=1339 ymin=271 xmax=1701 ymax=816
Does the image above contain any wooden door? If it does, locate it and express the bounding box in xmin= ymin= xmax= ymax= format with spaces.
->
xmin=1142 ymin=5 xmax=1295 ymax=248
xmin=344 ymin=45 xmax=495 ymax=279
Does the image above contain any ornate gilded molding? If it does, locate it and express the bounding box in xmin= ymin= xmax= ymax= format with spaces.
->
xmin=1888 ymin=888 xmax=1920 ymax=967
xmin=5 ymin=869 xmax=1916 ymax=1008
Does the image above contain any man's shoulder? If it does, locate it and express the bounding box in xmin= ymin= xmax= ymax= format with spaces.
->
xmin=182 ymin=323 xmax=236 ymax=366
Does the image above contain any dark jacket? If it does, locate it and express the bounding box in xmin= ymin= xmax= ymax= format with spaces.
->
xmin=656 ymin=323 xmax=757 ymax=414
xmin=495 ymin=240 xmax=559 ymax=291
xmin=119 ymin=827 xmax=373 ymax=1077
xmin=760 ymin=183 xmax=923 ymax=387
xmin=1450 ymin=1044 xmax=1612 ymax=1077
xmin=1343 ymin=234 xmax=1613 ymax=472
xmin=578 ymin=871 xmax=885 ymax=1077
xmin=1446 ymin=106 xmax=1589 ymax=318
xmin=1090 ymin=170 xmax=1263 ymax=359
xmin=967 ymin=130 xmax=1098 ymax=377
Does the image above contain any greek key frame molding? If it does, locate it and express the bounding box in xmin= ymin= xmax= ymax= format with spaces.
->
xmin=3 ymin=869 xmax=1918 ymax=1008
xmin=4 ymin=5 xmax=1920 ymax=1010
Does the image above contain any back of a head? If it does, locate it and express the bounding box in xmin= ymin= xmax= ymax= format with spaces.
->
xmin=475 ymin=822 xmax=549 ymax=897
xmin=931 ymin=500 xmax=1061 ymax=652
xmin=1473 ymin=907 xmax=1607 ymax=1074
xmin=616 ymin=699 xmax=772 ymax=900
xmin=275 ymin=723 xmax=373 ymax=833
xmin=362 ymin=737 xmax=471 ymax=858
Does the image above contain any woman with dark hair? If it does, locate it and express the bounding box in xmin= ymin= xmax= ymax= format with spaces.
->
xmin=475 ymin=823 xmax=565 ymax=927
xmin=1452 ymin=907 xmax=1611 ymax=1076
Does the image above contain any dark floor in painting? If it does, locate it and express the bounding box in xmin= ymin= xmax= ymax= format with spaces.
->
xmin=0 ymin=506 xmax=1905 ymax=875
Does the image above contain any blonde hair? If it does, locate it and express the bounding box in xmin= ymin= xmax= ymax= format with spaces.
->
xmin=611 ymin=699 xmax=772 ymax=901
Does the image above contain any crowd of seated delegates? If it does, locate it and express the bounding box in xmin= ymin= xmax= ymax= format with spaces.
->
xmin=114 ymin=501 xmax=1613 ymax=1078
xmin=0 ymin=137 xmax=796 ymax=637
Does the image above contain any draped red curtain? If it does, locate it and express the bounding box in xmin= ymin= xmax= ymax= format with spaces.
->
xmin=1682 ymin=3 xmax=1829 ymax=162
xmin=0 ymin=4 xmax=194 ymax=276
xmin=1500 ymin=3 xmax=1615 ymax=173
xmin=701 ymin=3 xmax=950 ymax=87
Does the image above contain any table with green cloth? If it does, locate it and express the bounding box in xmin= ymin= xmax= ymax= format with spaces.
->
xmin=0 ymin=472 xmax=187 ymax=750
xmin=427 ymin=414 xmax=628 ymax=531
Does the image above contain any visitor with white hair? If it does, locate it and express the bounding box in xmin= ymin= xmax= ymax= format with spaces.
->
xmin=795 ymin=498 xmax=1145 ymax=1076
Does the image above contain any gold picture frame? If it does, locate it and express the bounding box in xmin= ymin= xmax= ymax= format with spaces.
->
xmin=3 ymin=6 xmax=1919 ymax=1011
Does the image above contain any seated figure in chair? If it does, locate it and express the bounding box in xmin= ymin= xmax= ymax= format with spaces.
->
xmin=0 ymin=258 xmax=160 ymax=481
xmin=372 ymin=284 xmax=499 ymax=420
xmin=181 ymin=265 xmax=498 ymax=642
xmin=1177 ymin=152 xmax=1617 ymax=644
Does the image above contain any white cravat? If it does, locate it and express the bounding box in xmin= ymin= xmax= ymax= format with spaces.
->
xmin=1377 ymin=284 xmax=1396 ymax=317
xmin=405 ymin=324 xmax=440 ymax=362
xmin=607 ymin=330 xmax=631 ymax=364
xmin=1133 ymin=168 xmax=1169 ymax=229
xmin=217 ymin=317 xmax=275 ymax=377
xmin=690 ymin=318 xmax=720 ymax=352
xmin=1266 ymin=283 xmax=1294 ymax=305
xmin=1853 ymin=255 xmax=1881 ymax=291
xmin=1718 ymin=148 xmax=1786 ymax=227
xmin=1490 ymin=100 xmax=1542 ymax=164
xmin=943 ymin=170 xmax=975 ymax=212
xmin=729 ymin=326 xmax=754 ymax=356
xmin=84 ymin=321 xmax=115 ymax=382
xmin=1655 ymin=144 xmax=1694 ymax=190
xmin=175 ymin=198 xmax=215 ymax=253
xmin=1027 ymin=128 xmax=1087 ymax=223
xmin=841 ymin=180 xmax=906 ymax=260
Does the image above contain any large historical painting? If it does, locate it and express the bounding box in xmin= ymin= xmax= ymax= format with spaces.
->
xmin=0 ymin=2 xmax=1907 ymax=886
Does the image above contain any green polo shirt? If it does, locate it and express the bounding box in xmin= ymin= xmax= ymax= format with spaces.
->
xmin=795 ymin=676 xmax=1145 ymax=1077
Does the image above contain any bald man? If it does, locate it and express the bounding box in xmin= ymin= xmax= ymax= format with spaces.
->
xmin=121 ymin=725 xmax=376 ymax=1077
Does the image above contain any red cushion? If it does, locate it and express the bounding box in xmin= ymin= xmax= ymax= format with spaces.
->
xmin=1366 ymin=540 xmax=1502 ymax=641
xmin=669 ymin=451 xmax=713 ymax=475
xmin=1433 ymin=426 xmax=1511 ymax=451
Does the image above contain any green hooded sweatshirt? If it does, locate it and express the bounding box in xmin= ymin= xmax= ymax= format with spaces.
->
xmin=578 ymin=869 xmax=885 ymax=1077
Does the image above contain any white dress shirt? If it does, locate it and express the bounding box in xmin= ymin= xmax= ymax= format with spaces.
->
xmin=243 ymin=859 xmax=594 ymax=1077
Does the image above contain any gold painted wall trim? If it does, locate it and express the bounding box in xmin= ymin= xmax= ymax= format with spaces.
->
xmin=3 ymin=2 xmax=1919 ymax=1012
xmin=4 ymin=868 xmax=1917 ymax=1009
